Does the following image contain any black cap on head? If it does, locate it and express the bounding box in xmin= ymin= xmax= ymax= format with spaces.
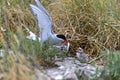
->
xmin=56 ymin=34 xmax=67 ymax=40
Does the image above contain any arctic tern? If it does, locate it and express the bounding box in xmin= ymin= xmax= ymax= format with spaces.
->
xmin=26 ymin=0 xmax=70 ymax=51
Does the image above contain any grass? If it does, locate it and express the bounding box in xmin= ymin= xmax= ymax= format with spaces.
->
xmin=0 ymin=0 xmax=120 ymax=80
xmin=94 ymin=50 xmax=120 ymax=80
xmin=0 ymin=53 xmax=36 ymax=80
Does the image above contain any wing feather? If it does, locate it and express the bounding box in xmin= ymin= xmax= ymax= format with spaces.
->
xmin=29 ymin=4 xmax=53 ymax=43
xmin=34 ymin=0 xmax=52 ymax=22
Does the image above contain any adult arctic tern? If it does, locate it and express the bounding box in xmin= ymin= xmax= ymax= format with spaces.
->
xmin=27 ymin=0 xmax=70 ymax=51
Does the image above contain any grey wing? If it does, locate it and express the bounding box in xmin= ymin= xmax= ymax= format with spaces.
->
xmin=29 ymin=4 xmax=53 ymax=43
xmin=34 ymin=0 xmax=52 ymax=22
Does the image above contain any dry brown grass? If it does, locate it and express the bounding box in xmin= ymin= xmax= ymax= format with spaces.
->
xmin=49 ymin=0 xmax=120 ymax=57
xmin=0 ymin=53 xmax=37 ymax=80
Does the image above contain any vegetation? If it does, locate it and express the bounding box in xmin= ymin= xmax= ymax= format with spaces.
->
xmin=94 ymin=50 xmax=120 ymax=80
xmin=0 ymin=0 xmax=120 ymax=80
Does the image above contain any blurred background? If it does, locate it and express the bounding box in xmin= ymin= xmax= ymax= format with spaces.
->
xmin=0 ymin=0 xmax=120 ymax=79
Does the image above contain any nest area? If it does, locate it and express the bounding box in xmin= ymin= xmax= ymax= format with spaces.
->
xmin=0 ymin=0 xmax=120 ymax=57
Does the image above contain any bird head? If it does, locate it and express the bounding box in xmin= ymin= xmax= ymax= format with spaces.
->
xmin=56 ymin=34 xmax=70 ymax=51
xmin=56 ymin=34 xmax=69 ymax=44
xmin=76 ymin=47 xmax=83 ymax=53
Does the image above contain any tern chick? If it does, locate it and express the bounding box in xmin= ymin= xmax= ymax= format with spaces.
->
xmin=76 ymin=47 xmax=90 ymax=62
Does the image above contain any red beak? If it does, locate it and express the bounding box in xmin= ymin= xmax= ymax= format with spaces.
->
xmin=64 ymin=39 xmax=69 ymax=44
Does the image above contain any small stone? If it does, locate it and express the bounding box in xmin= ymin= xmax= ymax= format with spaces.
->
xmin=54 ymin=75 xmax=63 ymax=80
xmin=0 ymin=49 xmax=4 ymax=58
